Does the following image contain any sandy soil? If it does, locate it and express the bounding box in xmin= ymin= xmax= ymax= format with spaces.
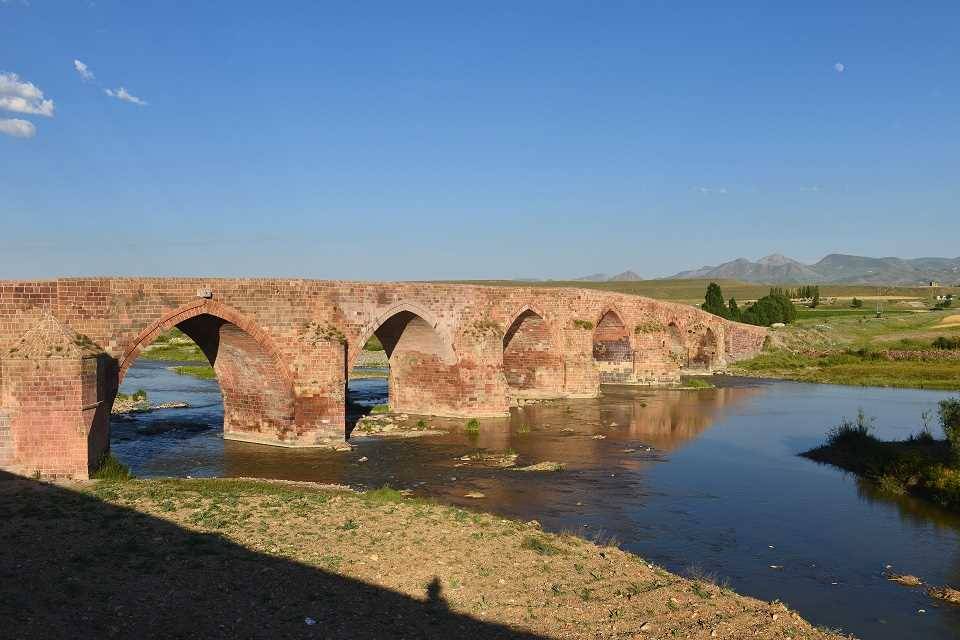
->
xmin=0 ymin=476 xmax=849 ymax=639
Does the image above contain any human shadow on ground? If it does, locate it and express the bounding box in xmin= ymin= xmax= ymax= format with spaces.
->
xmin=0 ymin=471 xmax=542 ymax=639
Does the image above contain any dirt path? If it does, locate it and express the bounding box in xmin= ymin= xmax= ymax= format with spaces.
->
xmin=0 ymin=476 xmax=849 ymax=639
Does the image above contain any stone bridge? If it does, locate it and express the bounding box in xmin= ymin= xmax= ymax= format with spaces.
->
xmin=0 ymin=278 xmax=767 ymax=477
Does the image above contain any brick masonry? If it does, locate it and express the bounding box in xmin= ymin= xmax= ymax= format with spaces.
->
xmin=0 ymin=278 xmax=767 ymax=477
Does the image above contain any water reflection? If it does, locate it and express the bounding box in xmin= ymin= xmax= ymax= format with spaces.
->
xmin=113 ymin=362 xmax=960 ymax=640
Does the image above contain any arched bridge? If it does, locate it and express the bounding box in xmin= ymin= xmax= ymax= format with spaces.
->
xmin=0 ymin=278 xmax=767 ymax=477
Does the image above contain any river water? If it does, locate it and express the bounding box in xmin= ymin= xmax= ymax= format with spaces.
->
xmin=116 ymin=360 xmax=960 ymax=639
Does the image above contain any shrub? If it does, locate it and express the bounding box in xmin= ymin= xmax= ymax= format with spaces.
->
xmin=851 ymin=297 xmax=864 ymax=309
xmin=940 ymin=398 xmax=960 ymax=457
xmin=465 ymin=418 xmax=480 ymax=434
xmin=826 ymin=409 xmax=874 ymax=448
xmin=933 ymin=336 xmax=960 ymax=350
xmin=520 ymin=535 xmax=561 ymax=556
xmin=740 ymin=293 xmax=797 ymax=326
xmin=91 ymin=453 xmax=133 ymax=481
xmin=370 ymin=404 xmax=390 ymax=414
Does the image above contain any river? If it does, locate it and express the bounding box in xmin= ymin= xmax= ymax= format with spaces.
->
xmin=115 ymin=359 xmax=960 ymax=639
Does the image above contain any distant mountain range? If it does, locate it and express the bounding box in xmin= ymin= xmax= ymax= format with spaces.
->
xmin=665 ymin=253 xmax=960 ymax=285
xmin=573 ymin=270 xmax=644 ymax=282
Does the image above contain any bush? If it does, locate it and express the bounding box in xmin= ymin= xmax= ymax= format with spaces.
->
xmin=933 ymin=336 xmax=960 ymax=350
xmin=826 ymin=409 xmax=874 ymax=448
xmin=851 ymin=297 xmax=864 ymax=309
xmin=940 ymin=398 xmax=960 ymax=457
xmin=91 ymin=453 xmax=133 ymax=481
xmin=740 ymin=293 xmax=796 ymax=326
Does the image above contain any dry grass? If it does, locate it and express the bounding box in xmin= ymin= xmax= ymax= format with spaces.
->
xmin=0 ymin=476 xmax=850 ymax=640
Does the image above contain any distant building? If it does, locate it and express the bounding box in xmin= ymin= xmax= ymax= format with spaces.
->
xmin=929 ymin=280 xmax=941 ymax=287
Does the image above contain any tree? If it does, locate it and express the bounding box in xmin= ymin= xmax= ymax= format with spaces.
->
xmin=940 ymin=398 xmax=960 ymax=460
xmin=851 ymin=297 xmax=864 ymax=309
xmin=811 ymin=286 xmax=820 ymax=308
xmin=727 ymin=297 xmax=741 ymax=322
xmin=701 ymin=282 xmax=728 ymax=319
xmin=741 ymin=293 xmax=797 ymax=326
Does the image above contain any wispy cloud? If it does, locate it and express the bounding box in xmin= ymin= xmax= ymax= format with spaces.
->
xmin=73 ymin=59 xmax=95 ymax=81
xmin=696 ymin=186 xmax=728 ymax=195
xmin=0 ymin=71 xmax=54 ymax=117
xmin=834 ymin=62 xmax=845 ymax=73
xmin=0 ymin=118 xmax=36 ymax=138
xmin=105 ymin=86 xmax=147 ymax=106
xmin=801 ymin=185 xmax=823 ymax=192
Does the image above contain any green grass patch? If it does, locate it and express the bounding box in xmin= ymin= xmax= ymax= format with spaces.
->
xmin=520 ymin=535 xmax=562 ymax=556
xmin=361 ymin=485 xmax=406 ymax=505
xmin=680 ymin=378 xmax=715 ymax=389
xmin=172 ymin=365 xmax=216 ymax=380
xmin=363 ymin=335 xmax=384 ymax=351
xmin=370 ymin=404 xmax=390 ymax=414
xmin=91 ymin=453 xmax=134 ymax=481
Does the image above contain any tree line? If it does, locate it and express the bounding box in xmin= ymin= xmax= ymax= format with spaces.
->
xmin=702 ymin=282 xmax=797 ymax=326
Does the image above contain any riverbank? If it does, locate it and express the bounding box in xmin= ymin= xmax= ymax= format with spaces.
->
xmin=730 ymin=310 xmax=960 ymax=391
xmin=111 ymin=390 xmax=189 ymax=414
xmin=802 ymin=408 xmax=960 ymax=511
xmin=0 ymin=475 xmax=846 ymax=639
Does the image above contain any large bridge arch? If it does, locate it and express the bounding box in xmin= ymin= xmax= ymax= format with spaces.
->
xmin=501 ymin=305 xmax=563 ymax=397
xmin=349 ymin=302 xmax=461 ymax=417
xmin=118 ymin=300 xmax=296 ymax=444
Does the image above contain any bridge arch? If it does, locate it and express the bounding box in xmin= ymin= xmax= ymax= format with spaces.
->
xmin=687 ymin=323 xmax=721 ymax=370
xmin=502 ymin=305 xmax=563 ymax=397
xmin=592 ymin=308 xmax=634 ymax=383
xmin=349 ymin=302 xmax=460 ymax=418
xmin=665 ymin=321 xmax=688 ymax=368
xmin=118 ymin=300 xmax=295 ymax=442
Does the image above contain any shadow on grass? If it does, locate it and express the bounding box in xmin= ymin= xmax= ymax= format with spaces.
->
xmin=0 ymin=471 xmax=540 ymax=639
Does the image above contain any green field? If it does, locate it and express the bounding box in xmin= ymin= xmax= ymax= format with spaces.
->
xmin=732 ymin=309 xmax=960 ymax=390
xmin=447 ymin=278 xmax=958 ymax=305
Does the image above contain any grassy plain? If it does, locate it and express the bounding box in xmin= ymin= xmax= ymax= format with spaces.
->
xmin=731 ymin=308 xmax=960 ymax=390
xmin=449 ymin=278 xmax=959 ymax=305
xmin=0 ymin=475 xmax=846 ymax=639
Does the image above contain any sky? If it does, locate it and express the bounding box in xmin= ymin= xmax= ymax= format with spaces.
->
xmin=1 ymin=1 xmax=958 ymax=280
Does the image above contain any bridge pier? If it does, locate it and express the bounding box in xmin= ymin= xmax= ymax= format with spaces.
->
xmin=0 ymin=315 xmax=114 ymax=478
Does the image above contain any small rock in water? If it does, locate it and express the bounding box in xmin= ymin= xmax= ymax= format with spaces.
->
xmin=464 ymin=492 xmax=486 ymax=499
xmin=622 ymin=448 xmax=636 ymax=453
xmin=592 ymin=434 xmax=606 ymax=440
xmin=357 ymin=456 xmax=368 ymax=463
xmin=769 ymin=565 xmax=783 ymax=570
xmin=304 ymin=617 xmax=316 ymax=626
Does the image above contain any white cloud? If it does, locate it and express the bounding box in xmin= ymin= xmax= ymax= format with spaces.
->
xmin=105 ymin=86 xmax=147 ymax=106
xmin=834 ymin=62 xmax=845 ymax=73
xmin=0 ymin=118 xmax=36 ymax=138
xmin=73 ymin=59 xmax=94 ymax=81
xmin=697 ymin=187 xmax=728 ymax=194
xmin=801 ymin=185 xmax=822 ymax=192
xmin=0 ymin=71 xmax=54 ymax=116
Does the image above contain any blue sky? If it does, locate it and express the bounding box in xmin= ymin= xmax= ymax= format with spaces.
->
xmin=1 ymin=1 xmax=957 ymax=280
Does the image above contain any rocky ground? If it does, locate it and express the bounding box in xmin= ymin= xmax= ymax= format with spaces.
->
xmin=0 ymin=476 xmax=850 ymax=639
xmin=111 ymin=396 xmax=189 ymax=415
